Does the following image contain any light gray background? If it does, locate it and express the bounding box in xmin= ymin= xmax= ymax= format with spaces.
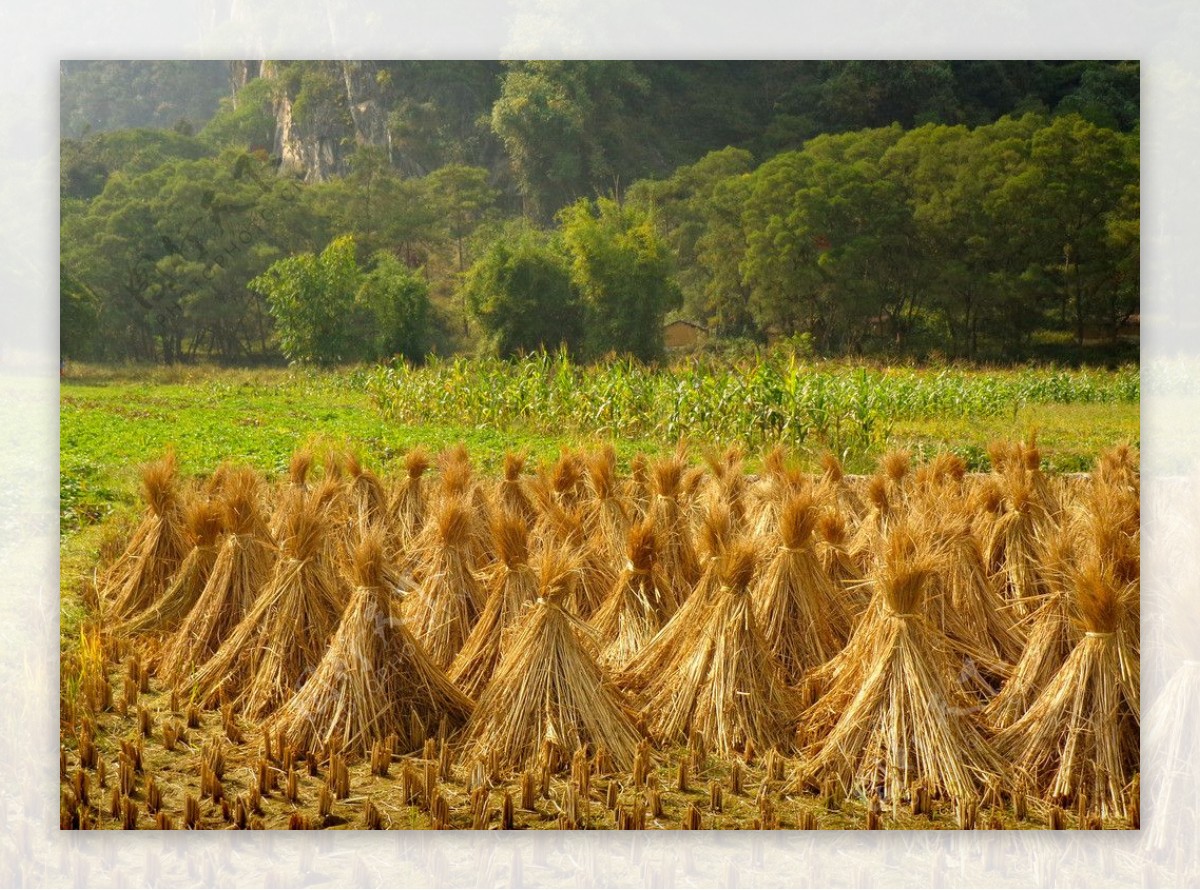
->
xmin=3 ymin=1 xmax=1194 ymax=885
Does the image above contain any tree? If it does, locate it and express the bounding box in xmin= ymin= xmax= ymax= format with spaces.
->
xmin=1020 ymin=114 xmax=1139 ymax=346
xmin=60 ymin=264 xmax=99 ymax=360
xmin=491 ymin=62 xmax=649 ymax=220
xmin=426 ymin=164 xmax=500 ymax=331
xmin=627 ymin=147 xmax=756 ymax=336
xmin=558 ymin=197 xmax=681 ymax=362
xmin=462 ymin=227 xmax=582 ymax=357
xmin=741 ymin=126 xmax=917 ymax=353
xmin=201 ymin=76 xmax=279 ymax=153
xmin=249 ymin=235 xmax=363 ymax=365
xmin=356 ymin=253 xmax=432 ymax=363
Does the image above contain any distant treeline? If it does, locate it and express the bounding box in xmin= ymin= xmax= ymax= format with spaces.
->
xmin=59 ymin=61 xmax=1138 ymax=365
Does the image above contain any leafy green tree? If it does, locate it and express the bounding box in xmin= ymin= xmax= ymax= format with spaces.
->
xmin=60 ymin=128 xmax=214 ymax=201
xmin=627 ymin=147 xmax=756 ymax=335
xmin=462 ymin=227 xmax=582 ymax=357
xmin=491 ymin=62 xmax=649 ymax=220
xmin=1022 ymin=114 xmax=1139 ymax=345
xmin=62 ymin=149 xmax=316 ymax=362
xmin=60 ymin=264 xmax=99 ymax=360
xmin=201 ymin=76 xmax=279 ymax=152
xmin=558 ymin=197 xmax=680 ymax=361
xmin=249 ymin=235 xmax=363 ymax=364
xmin=356 ymin=253 xmax=432 ymax=363
xmin=60 ymin=61 xmax=229 ymax=137
xmin=742 ymin=126 xmax=917 ymax=352
xmin=305 ymin=147 xmax=441 ymax=262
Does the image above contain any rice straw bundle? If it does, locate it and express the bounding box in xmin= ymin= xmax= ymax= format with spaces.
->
xmin=626 ymin=542 xmax=801 ymax=755
xmin=626 ymin=453 xmax=651 ymax=521
xmin=391 ymin=447 xmax=430 ymax=551
xmin=1017 ymin=435 xmax=1062 ymax=519
xmin=815 ymin=510 xmax=866 ymax=614
xmin=269 ymin=449 xmax=313 ymax=537
xmin=693 ymin=503 xmax=734 ymax=601
xmin=815 ymin=452 xmax=862 ymax=519
xmin=985 ymin=531 xmax=1079 ymax=729
xmin=159 ymin=468 xmax=274 ymax=685
xmin=700 ymin=445 xmax=748 ymax=525
xmin=120 ymin=497 xmax=224 ymax=637
xmin=848 ymin=475 xmax=892 ymax=570
xmin=189 ymin=488 xmax=346 ymax=718
xmin=461 ymin=553 xmax=642 ymax=771
xmin=404 ymin=499 xmax=485 ymax=668
xmin=449 ymin=513 xmax=540 ymax=700
xmin=680 ymin=464 xmax=709 ymax=532
xmin=536 ymin=501 xmax=614 ymax=619
xmin=550 ymin=449 xmax=588 ymax=510
xmin=1076 ymin=481 xmax=1140 ymax=588
xmin=322 ymin=448 xmax=347 ymax=484
xmin=986 ymin=472 xmax=1051 ymax=616
xmin=437 ymin=447 xmax=474 ymax=505
xmin=747 ymin=445 xmax=805 ymax=538
xmin=495 ymin=452 xmax=536 ymax=526
xmin=346 ymin=453 xmax=389 ymax=533
xmin=594 ymin=521 xmax=678 ymax=669
xmin=647 ymin=456 xmax=700 ymax=602
xmin=911 ymin=452 xmax=966 ymax=511
xmin=995 ymin=563 xmax=1139 ymax=816
xmin=101 ymin=451 xmax=189 ymax=619
xmin=617 ymin=508 xmax=733 ymax=694
xmin=878 ymin=449 xmax=912 ymax=503
xmin=268 ymin=531 xmax=473 ymax=757
xmin=924 ymin=510 xmax=1026 ymax=696
xmin=586 ymin=446 xmax=632 ymax=566
xmin=793 ymin=524 xmax=1008 ymax=803
xmin=1095 ymin=443 xmax=1139 ymax=495
xmin=752 ymin=492 xmax=851 ymax=685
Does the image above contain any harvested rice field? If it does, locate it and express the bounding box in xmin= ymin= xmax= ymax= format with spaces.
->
xmin=59 ymin=399 xmax=1140 ymax=830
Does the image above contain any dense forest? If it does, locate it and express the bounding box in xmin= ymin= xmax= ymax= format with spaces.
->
xmin=59 ymin=60 xmax=1139 ymax=365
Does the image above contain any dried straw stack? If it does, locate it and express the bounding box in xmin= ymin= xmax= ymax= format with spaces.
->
xmin=121 ymin=497 xmax=224 ymax=637
xmin=102 ymin=451 xmax=189 ymax=620
xmin=623 ymin=542 xmax=802 ymax=756
xmin=815 ymin=510 xmax=867 ymax=615
xmin=269 ymin=450 xmax=312 ymax=538
xmin=747 ymin=445 xmax=804 ymax=539
xmin=986 ymin=467 xmax=1052 ymax=617
xmin=848 ymin=475 xmax=892 ymax=571
xmin=924 ymin=510 xmax=1026 ymax=697
xmin=391 ymin=447 xmax=431 ymax=552
xmin=985 ymin=531 xmax=1079 ymax=729
xmin=346 ymin=453 xmax=389 ymax=534
xmin=495 ymin=452 xmax=537 ymax=526
xmin=752 ymin=492 xmax=851 ymax=685
xmin=449 ymin=513 xmax=540 ymax=700
xmin=189 ymin=484 xmax=346 ymax=718
xmin=159 ymin=468 xmax=274 ymax=685
xmin=593 ymin=521 xmax=678 ymax=669
xmin=268 ymin=531 xmax=473 ymax=757
xmin=996 ymin=562 xmax=1139 ymax=817
xmin=647 ymin=457 xmax=700 ymax=602
xmin=404 ymin=499 xmax=485 ymax=668
xmin=585 ymin=446 xmax=632 ymax=568
xmin=461 ymin=553 xmax=642 ymax=771
xmin=616 ymin=508 xmax=733 ymax=694
xmin=794 ymin=525 xmax=1008 ymax=803
xmin=536 ymin=500 xmax=614 ymax=620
